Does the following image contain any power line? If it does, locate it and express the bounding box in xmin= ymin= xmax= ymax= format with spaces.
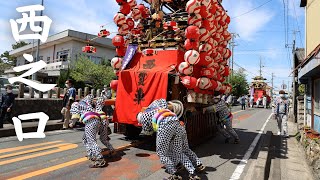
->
xmin=231 ymin=0 xmax=273 ymax=19
xmin=282 ymin=0 xmax=287 ymax=46
xmin=291 ymin=0 xmax=304 ymax=47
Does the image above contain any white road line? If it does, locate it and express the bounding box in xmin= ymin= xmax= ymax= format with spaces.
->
xmin=229 ymin=113 xmax=273 ymax=180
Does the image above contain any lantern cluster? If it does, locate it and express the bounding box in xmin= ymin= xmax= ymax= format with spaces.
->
xmin=180 ymin=0 xmax=233 ymax=104
xmin=111 ymin=0 xmax=152 ymax=75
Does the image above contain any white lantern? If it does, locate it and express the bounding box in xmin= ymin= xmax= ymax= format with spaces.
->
xmin=184 ymin=50 xmax=200 ymax=65
xmin=111 ymin=57 xmax=123 ymax=70
xmin=186 ymin=0 xmax=201 ymax=14
xmin=197 ymin=77 xmax=212 ymax=89
xmin=113 ymin=12 xmax=126 ymax=26
xmin=178 ymin=62 xmax=194 ymax=75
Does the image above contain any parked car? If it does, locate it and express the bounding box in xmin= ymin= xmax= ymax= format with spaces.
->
xmin=0 ymin=77 xmax=19 ymax=97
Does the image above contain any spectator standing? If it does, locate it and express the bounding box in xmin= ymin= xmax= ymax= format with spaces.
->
xmin=263 ymin=95 xmax=267 ymax=109
xmin=0 ymin=85 xmax=15 ymax=128
xmin=274 ymin=90 xmax=290 ymax=137
xmin=61 ymin=79 xmax=76 ymax=130
xmin=240 ymin=95 xmax=246 ymax=110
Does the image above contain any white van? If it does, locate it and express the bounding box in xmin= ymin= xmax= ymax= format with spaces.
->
xmin=0 ymin=77 xmax=19 ymax=97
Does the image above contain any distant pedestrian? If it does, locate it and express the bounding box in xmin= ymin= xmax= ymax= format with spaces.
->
xmin=240 ymin=95 xmax=246 ymax=110
xmin=0 ymin=85 xmax=15 ymax=128
xmin=262 ymin=95 xmax=267 ymax=109
xmin=203 ymin=93 xmax=240 ymax=144
xmin=274 ymin=90 xmax=290 ymax=137
xmin=249 ymin=96 xmax=254 ymax=108
xmin=61 ymin=79 xmax=76 ymax=130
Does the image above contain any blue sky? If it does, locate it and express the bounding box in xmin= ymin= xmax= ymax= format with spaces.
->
xmin=0 ymin=0 xmax=305 ymax=90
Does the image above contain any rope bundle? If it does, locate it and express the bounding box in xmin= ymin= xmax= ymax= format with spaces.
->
xmin=167 ymin=100 xmax=184 ymax=119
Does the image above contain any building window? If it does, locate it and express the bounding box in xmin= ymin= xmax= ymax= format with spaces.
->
xmin=314 ymin=79 xmax=320 ymax=115
xmin=47 ymin=57 xmax=50 ymax=63
xmin=56 ymin=50 xmax=69 ymax=62
xmin=39 ymin=56 xmax=43 ymax=60
xmin=87 ymin=55 xmax=102 ymax=64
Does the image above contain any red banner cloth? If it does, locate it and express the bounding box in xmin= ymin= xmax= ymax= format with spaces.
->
xmin=113 ymin=50 xmax=184 ymax=126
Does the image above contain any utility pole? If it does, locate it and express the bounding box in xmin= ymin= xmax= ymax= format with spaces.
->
xmin=259 ymin=57 xmax=264 ymax=77
xmin=32 ymin=0 xmax=44 ymax=81
xmin=271 ymin=73 xmax=274 ymax=97
xmin=229 ymin=33 xmax=239 ymax=78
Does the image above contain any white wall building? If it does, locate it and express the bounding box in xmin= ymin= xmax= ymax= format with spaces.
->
xmin=9 ymin=29 xmax=115 ymax=83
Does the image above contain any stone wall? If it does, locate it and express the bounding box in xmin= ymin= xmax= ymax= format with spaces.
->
xmin=299 ymin=130 xmax=320 ymax=178
xmin=12 ymin=98 xmax=63 ymax=120
xmin=297 ymin=96 xmax=305 ymax=129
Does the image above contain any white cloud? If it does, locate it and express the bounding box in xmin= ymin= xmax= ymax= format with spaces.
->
xmin=0 ymin=19 xmax=16 ymax=53
xmin=223 ymin=0 xmax=275 ymax=41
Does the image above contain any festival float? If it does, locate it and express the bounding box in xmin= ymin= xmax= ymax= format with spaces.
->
xmin=250 ymin=76 xmax=271 ymax=107
xmin=88 ymin=0 xmax=232 ymax=145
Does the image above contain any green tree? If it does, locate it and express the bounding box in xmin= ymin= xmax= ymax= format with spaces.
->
xmin=12 ymin=41 xmax=29 ymax=50
xmin=0 ymin=41 xmax=29 ymax=67
xmin=229 ymin=69 xmax=249 ymax=97
xmin=70 ymin=55 xmax=115 ymax=89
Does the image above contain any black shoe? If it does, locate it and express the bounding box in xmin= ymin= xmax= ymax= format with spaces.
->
xmin=189 ymin=174 xmax=201 ymax=180
xmin=234 ymin=139 xmax=240 ymax=144
xmin=196 ymin=164 xmax=205 ymax=173
xmin=225 ymin=138 xmax=231 ymax=144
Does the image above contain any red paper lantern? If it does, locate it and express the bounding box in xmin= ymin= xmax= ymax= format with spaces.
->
xmin=188 ymin=14 xmax=202 ymax=27
xmin=186 ymin=0 xmax=201 ymax=14
xmin=185 ymin=26 xmax=200 ymax=40
xmin=116 ymin=46 xmax=126 ymax=57
xmin=120 ymin=3 xmax=131 ymax=15
xmin=180 ymin=76 xmax=197 ymax=89
xmin=210 ymin=79 xmax=218 ymax=90
xmin=202 ymin=19 xmax=211 ymax=31
xmin=185 ymin=39 xmax=199 ymax=50
xmin=200 ymin=67 xmax=216 ymax=78
xmin=209 ymin=4 xmax=217 ymax=15
xmin=116 ymin=0 xmax=126 ymax=5
xmin=219 ymin=84 xmax=226 ymax=94
xmin=126 ymin=18 xmax=135 ymax=30
xmin=131 ymin=6 xmax=142 ymax=21
xmin=199 ymin=6 xmax=208 ymax=18
xmin=112 ymin=35 xmax=125 ymax=47
xmin=114 ymin=12 xmax=126 ymax=26
xmin=110 ymin=80 xmax=118 ymax=91
xmin=138 ymin=4 xmax=148 ymax=18
xmin=224 ymin=48 xmax=231 ymax=59
xmin=199 ymin=51 xmax=212 ymax=67
xmin=223 ymin=66 xmax=230 ymax=76
xmin=128 ymin=0 xmax=137 ymax=7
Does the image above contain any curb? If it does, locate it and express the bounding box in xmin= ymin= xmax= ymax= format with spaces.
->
xmin=244 ymin=131 xmax=273 ymax=180
xmin=0 ymin=121 xmax=63 ymax=138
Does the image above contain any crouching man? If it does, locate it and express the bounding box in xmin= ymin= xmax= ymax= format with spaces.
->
xmin=137 ymin=99 xmax=204 ymax=180
xmin=203 ymin=92 xmax=240 ymax=144
xmin=70 ymin=95 xmax=115 ymax=168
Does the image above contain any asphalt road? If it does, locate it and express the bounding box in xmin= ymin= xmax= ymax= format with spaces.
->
xmin=0 ymin=106 xmax=275 ymax=180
